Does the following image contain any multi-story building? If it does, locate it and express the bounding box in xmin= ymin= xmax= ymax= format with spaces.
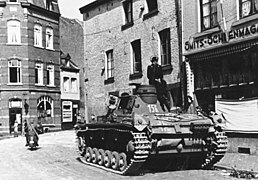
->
xmin=59 ymin=17 xmax=84 ymax=120
xmin=79 ymin=0 xmax=182 ymax=121
xmin=0 ymin=0 xmax=61 ymax=134
xmin=182 ymin=0 xmax=258 ymax=154
xmin=60 ymin=51 xmax=80 ymax=130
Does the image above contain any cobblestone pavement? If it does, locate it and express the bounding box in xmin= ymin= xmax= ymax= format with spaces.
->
xmin=0 ymin=130 xmax=237 ymax=180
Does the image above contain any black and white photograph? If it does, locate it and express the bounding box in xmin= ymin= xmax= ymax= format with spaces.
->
xmin=0 ymin=0 xmax=258 ymax=179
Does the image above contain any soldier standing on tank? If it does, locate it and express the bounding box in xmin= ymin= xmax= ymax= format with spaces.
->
xmin=147 ymin=56 xmax=163 ymax=85
xmin=147 ymin=56 xmax=170 ymax=112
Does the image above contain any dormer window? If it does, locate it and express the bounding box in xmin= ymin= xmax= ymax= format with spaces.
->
xmin=45 ymin=0 xmax=53 ymax=10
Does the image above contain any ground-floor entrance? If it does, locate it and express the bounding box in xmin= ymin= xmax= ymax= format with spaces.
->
xmin=9 ymin=108 xmax=22 ymax=134
xmin=61 ymin=100 xmax=79 ymax=130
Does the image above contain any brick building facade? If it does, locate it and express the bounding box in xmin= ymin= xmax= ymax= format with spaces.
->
xmin=0 ymin=0 xmax=61 ymax=134
xmin=182 ymin=0 xmax=258 ymax=154
xmin=80 ymin=0 xmax=182 ymax=121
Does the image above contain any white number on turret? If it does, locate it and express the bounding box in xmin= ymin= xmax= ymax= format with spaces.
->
xmin=147 ymin=104 xmax=159 ymax=113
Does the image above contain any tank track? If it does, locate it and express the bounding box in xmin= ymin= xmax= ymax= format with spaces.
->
xmin=76 ymin=130 xmax=151 ymax=175
xmin=202 ymin=131 xmax=228 ymax=169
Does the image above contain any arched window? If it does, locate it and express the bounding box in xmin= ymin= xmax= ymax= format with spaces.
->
xmin=37 ymin=96 xmax=53 ymax=117
xmin=7 ymin=20 xmax=21 ymax=44
xmin=34 ymin=24 xmax=42 ymax=47
xmin=46 ymin=27 xmax=53 ymax=49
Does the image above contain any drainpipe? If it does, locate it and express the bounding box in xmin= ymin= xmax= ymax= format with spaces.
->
xmin=175 ymin=0 xmax=185 ymax=109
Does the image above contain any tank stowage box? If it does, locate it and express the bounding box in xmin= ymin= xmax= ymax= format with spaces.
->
xmin=75 ymin=84 xmax=228 ymax=175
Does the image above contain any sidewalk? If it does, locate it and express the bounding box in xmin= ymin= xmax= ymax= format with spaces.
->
xmin=215 ymin=152 xmax=258 ymax=174
xmin=0 ymin=132 xmax=13 ymax=141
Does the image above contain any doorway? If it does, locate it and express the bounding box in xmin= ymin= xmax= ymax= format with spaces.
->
xmin=9 ymin=108 xmax=22 ymax=134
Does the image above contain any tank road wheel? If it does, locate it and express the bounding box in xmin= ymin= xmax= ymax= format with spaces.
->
xmin=85 ymin=147 xmax=93 ymax=162
xmin=118 ymin=153 xmax=127 ymax=172
xmin=111 ymin=151 xmax=120 ymax=170
xmin=98 ymin=149 xmax=105 ymax=166
xmin=92 ymin=148 xmax=99 ymax=164
xmin=104 ymin=150 xmax=112 ymax=168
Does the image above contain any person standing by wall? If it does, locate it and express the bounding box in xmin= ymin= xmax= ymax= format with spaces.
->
xmin=13 ymin=120 xmax=18 ymax=137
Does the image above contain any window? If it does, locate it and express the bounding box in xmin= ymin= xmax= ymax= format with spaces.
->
xmin=123 ymin=0 xmax=133 ymax=25
xmin=9 ymin=0 xmax=18 ymax=2
xmin=106 ymin=50 xmax=114 ymax=79
xmin=45 ymin=0 xmax=53 ymax=10
xmin=159 ymin=29 xmax=171 ymax=66
xmin=37 ymin=96 xmax=53 ymax=117
xmin=146 ymin=0 xmax=158 ymax=12
xmin=71 ymin=78 xmax=77 ymax=92
xmin=46 ymin=65 xmax=54 ymax=86
xmin=131 ymin=39 xmax=142 ymax=73
xmin=34 ymin=24 xmax=42 ymax=47
xmin=46 ymin=27 xmax=53 ymax=49
xmin=8 ymin=60 xmax=21 ymax=83
xmin=35 ymin=63 xmax=43 ymax=85
xmin=240 ymin=0 xmax=258 ymax=18
xmin=63 ymin=77 xmax=69 ymax=92
xmin=200 ymin=0 xmax=218 ymax=31
xmin=7 ymin=20 xmax=21 ymax=44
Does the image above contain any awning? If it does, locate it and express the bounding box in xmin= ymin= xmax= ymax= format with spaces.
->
xmin=185 ymin=38 xmax=258 ymax=62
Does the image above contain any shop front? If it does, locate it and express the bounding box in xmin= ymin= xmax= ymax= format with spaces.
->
xmin=184 ymin=22 xmax=258 ymax=154
xmin=61 ymin=100 xmax=79 ymax=130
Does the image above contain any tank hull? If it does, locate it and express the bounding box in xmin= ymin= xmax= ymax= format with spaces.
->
xmin=76 ymin=122 xmax=227 ymax=175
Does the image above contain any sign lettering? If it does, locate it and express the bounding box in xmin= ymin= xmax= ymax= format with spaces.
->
xmin=185 ymin=23 xmax=258 ymax=51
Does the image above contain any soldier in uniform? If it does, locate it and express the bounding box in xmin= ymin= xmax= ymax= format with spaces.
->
xmin=147 ymin=56 xmax=170 ymax=112
xmin=147 ymin=56 xmax=163 ymax=85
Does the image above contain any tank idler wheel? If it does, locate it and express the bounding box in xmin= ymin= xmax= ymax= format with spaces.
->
xmin=98 ymin=149 xmax=105 ymax=166
xmin=111 ymin=151 xmax=120 ymax=170
xmin=104 ymin=150 xmax=112 ymax=168
xmin=118 ymin=153 xmax=127 ymax=172
xmin=77 ymin=137 xmax=84 ymax=155
xmin=92 ymin=148 xmax=99 ymax=164
xmin=85 ymin=147 xmax=93 ymax=162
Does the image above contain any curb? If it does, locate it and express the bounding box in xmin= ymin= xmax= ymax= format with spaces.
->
xmin=214 ymin=165 xmax=258 ymax=176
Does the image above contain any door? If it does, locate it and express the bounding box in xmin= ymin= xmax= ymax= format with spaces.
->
xmin=9 ymin=108 xmax=22 ymax=134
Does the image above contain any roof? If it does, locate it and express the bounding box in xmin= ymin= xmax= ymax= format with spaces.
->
xmin=60 ymin=51 xmax=80 ymax=72
xmin=79 ymin=0 xmax=112 ymax=13
xmin=21 ymin=0 xmax=60 ymax=15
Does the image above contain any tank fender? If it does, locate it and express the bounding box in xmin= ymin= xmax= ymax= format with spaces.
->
xmin=133 ymin=113 xmax=149 ymax=131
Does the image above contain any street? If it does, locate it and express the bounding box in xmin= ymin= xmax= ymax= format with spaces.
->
xmin=0 ymin=130 xmax=236 ymax=180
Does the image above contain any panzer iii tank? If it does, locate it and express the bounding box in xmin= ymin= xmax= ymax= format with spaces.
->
xmin=75 ymin=84 xmax=228 ymax=175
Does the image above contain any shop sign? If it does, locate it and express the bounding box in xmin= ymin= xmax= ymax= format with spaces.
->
xmin=62 ymin=101 xmax=72 ymax=123
xmin=185 ymin=23 xmax=258 ymax=51
xmin=9 ymin=100 xmax=22 ymax=108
